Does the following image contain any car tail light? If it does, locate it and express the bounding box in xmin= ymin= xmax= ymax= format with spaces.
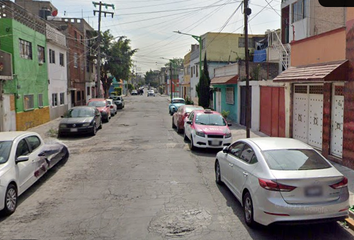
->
xmin=330 ymin=177 xmax=348 ymax=189
xmin=110 ymin=105 xmax=113 ymax=108
xmin=258 ymin=178 xmax=296 ymax=192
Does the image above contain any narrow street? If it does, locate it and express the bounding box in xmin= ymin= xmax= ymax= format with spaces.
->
xmin=0 ymin=94 xmax=353 ymax=240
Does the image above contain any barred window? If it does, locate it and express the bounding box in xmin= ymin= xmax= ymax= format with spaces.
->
xmin=226 ymin=87 xmax=234 ymax=104
xmin=49 ymin=49 xmax=55 ymax=64
xmin=59 ymin=53 xmax=64 ymax=66
xmin=19 ymin=39 xmax=32 ymax=59
xmin=52 ymin=93 xmax=58 ymax=107
xmin=24 ymin=94 xmax=34 ymax=110
xmin=74 ymin=53 xmax=78 ymax=68
xmin=38 ymin=94 xmax=43 ymax=107
xmin=60 ymin=92 xmax=65 ymax=105
xmin=37 ymin=45 xmax=45 ymax=64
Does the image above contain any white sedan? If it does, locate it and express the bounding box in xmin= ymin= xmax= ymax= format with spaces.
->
xmin=215 ymin=137 xmax=349 ymax=227
xmin=0 ymin=132 xmax=69 ymax=215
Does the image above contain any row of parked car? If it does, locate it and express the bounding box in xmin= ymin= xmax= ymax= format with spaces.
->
xmin=58 ymin=96 xmax=125 ymax=138
xmin=168 ymin=97 xmax=350 ymax=228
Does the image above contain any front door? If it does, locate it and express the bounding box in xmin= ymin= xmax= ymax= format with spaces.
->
xmin=16 ymin=139 xmax=35 ymax=193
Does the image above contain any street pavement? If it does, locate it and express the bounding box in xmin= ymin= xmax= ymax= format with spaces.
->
xmin=28 ymin=112 xmax=354 ymax=209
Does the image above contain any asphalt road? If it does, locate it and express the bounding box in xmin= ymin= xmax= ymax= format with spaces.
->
xmin=0 ymin=93 xmax=353 ymax=240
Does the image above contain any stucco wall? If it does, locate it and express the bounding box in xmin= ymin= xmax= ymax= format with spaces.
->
xmin=291 ymin=28 xmax=346 ymax=67
xmin=213 ymin=84 xmax=238 ymax=122
xmin=16 ymin=107 xmax=50 ymax=131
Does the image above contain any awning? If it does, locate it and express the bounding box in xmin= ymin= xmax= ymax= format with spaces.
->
xmin=211 ymin=75 xmax=238 ymax=85
xmin=274 ymin=60 xmax=348 ymax=82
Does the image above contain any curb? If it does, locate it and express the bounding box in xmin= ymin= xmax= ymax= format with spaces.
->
xmin=346 ymin=217 xmax=354 ymax=231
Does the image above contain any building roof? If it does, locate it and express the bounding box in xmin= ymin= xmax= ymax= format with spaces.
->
xmin=210 ymin=75 xmax=238 ymax=85
xmin=273 ymin=60 xmax=348 ymax=82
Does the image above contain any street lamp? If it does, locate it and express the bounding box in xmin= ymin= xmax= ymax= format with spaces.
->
xmin=173 ymin=30 xmax=202 ymax=77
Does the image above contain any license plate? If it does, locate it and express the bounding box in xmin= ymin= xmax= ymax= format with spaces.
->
xmin=70 ymin=128 xmax=78 ymax=132
xmin=305 ymin=186 xmax=323 ymax=197
xmin=211 ymin=140 xmax=220 ymax=146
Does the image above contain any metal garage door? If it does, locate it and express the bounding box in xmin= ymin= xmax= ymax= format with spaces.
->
xmin=293 ymin=85 xmax=323 ymax=150
xmin=330 ymin=85 xmax=344 ymax=157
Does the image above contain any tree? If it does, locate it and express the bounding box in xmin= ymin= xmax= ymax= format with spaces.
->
xmin=197 ymin=54 xmax=211 ymax=108
xmin=144 ymin=70 xmax=159 ymax=88
xmin=99 ymin=30 xmax=137 ymax=97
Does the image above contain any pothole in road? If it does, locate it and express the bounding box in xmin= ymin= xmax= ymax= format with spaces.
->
xmin=148 ymin=208 xmax=211 ymax=238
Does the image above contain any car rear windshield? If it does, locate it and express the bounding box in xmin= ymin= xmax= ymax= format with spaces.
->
xmin=65 ymin=108 xmax=95 ymax=118
xmin=185 ymin=106 xmax=203 ymax=113
xmin=195 ymin=114 xmax=226 ymax=126
xmin=0 ymin=141 xmax=12 ymax=164
xmin=263 ymin=149 xmax=332 ymax=170
xmin=172 ymin=99 xmax=185 ymax=104
xmin=88 ymin=101 xmax=106 ymax=107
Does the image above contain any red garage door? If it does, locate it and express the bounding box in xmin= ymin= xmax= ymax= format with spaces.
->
xmin=260 ymin=86 xmax=285 ymax=137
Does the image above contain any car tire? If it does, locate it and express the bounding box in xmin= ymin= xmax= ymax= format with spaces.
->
xmin=189 ymin=136 xmax=195 ymax=151
xmin=184 ymin=132 xmax=188 ymax=141
xmin=215 ymin=161 xmax=223 ymax=185
xmin=2 ymin=184 xmax=17 ymax=216
xmin=91 ymin=123 xmax=97 ymax=136
xmin=106 ymin=115 xmax=110 ymax=123
xmin=172 ymin=118 xmax=176 ymax=129
xmin=98 ymin=121 xmax=102 ymax=129
xmin=176 ymin=124 xmax=182 ymax=134
xmin=243 ymin=192 xmax=255 ymax=227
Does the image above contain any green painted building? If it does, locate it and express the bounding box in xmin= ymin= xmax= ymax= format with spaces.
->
xmin=0 ymin=1 xmax=50 ymax=130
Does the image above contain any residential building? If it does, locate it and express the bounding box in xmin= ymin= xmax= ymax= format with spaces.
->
xmin=46 ymin=23 xmax=69 ymax=120
xmin=273 ymin=1 xmax=351 ymax=167
xmin=182 ymin=52 xmax=191 ymax=100
xmin=0 ymin=0 xmax=50 ymax=130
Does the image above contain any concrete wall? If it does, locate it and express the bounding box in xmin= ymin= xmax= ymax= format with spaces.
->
xmin=291 ymin=28 xmax=346 ymax=67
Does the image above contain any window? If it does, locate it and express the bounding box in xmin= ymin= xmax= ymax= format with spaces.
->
xmin=49 ymin=49 xmax=55 ymax=64
xmin=16 ymin=139 xmax=30 ymax=158
xmin=59 ymin=53 xmax=64 ymax=66
xmin=19 ymin=39 xmax=32 ymax=59
xmin=74 ymin=53 xmax=78 ymax=68
xmin=52 ymin=93 xmax=58 ymax=107
xmin=37 ymin=45 xmax=45 ymax=64
xmin=228 ymin=142 xmax=245 ymax=157
xmin=24 ymin=94 xmax=34 ymax=110
xmin=240 ymin=145 xmax=258 ymax=164
xmin=60 ymin=92 xmax=65 ymax=105
xmin=292 ymin=0 xmax=306 ymax=23
xmin=38 ymin=94 xmax=43 ymax=107
xmin=74 ymin=31 xmax=77 ymax=40
xmin=226 ymin=87 xmax=234 ymax=105
xmin=87 ymin=87 xmax=90 ymax=95
xmin=191 ymin=66 xmax=194 ymax=77
xmin=77 ymin=91 xmax=81 ymax=101
xmin=26 ymin=136 xmax=41 ymax=151
xmin=196 ymin=65 xmax=198 ymax=77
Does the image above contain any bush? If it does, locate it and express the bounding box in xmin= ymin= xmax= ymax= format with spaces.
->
xmin=114 ymin=87 xmax=122 ymax=96
xmin=221 ymin=110 xmax=230 ymax=119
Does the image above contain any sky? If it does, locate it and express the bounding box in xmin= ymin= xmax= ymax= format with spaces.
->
xmin=46 ymin=0 xmax=282 ymax=75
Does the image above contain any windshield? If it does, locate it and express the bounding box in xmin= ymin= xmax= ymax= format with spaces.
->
xmin=88 ymin=101 xmax=106 ymax=107
xmin=172 ymin=99 xmax=185 ymax=104
xmin=64 ymin=108 xmax=95 ymax=118
xmin=195 ymin=114 xmax=226 ymax=126
xmin=263 ymin=149 xmax=332 ymax=170
xmin=0 ymin=141 xmax=12 ymax=164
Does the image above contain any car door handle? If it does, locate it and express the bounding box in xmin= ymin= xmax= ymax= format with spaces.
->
xmin=243 ymin=172 xmax=248 ymax=177
xmin=228 ymin=163 xmax=233 ymax=167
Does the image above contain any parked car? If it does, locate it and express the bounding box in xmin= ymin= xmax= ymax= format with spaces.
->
xmin=147 ymin=90 xmax=155 ymax=97
xmin=131 ymin=90 xmax=138 ymax=95
xmin=172 ymin=105 xmax=204 ymax=133
xmin=112 ymin=96 xmax=125 ymax=109
xmin=106 ymin=99 xmax=117 ymax=116
xmin=215 ymin=137 xmax=349 ymax=227
xmin=168 ymin=98 xmax=185 ymax=115
xmin=0 ymin=131 xmax=69 ymax=215
xmin=58 ymin=106 xmax=102 ymax=137
xmin=87 ymin=98 xmax=111 ymax=122
xmin=184 ymin=109 xmax=232 ymax=150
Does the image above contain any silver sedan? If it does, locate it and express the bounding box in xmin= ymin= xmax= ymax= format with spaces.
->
xmin=215 ymin=137 xmax=349 ymax=227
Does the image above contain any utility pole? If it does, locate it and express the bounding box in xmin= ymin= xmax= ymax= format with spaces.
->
xmin=170 ymin=61 xmax=173 ymax=100
xmin=244 ymin=0 xmax=251 ymax=138
xmin=93 ymin=1 xmax=114 ymax=98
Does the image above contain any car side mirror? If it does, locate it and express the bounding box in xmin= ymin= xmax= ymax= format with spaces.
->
xmin=228 ymin=123 xmax=232 ymax=126
xmin=16 ymin=156 xmax=29 ymax=163
xmin=222 ymin=146 xmax=229 ymax=153
xmin=186 ymin=120 xmax=192 ymax=125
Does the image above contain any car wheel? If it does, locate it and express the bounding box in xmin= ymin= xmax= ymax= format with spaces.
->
xmin=3 ymin=184 xmax=17 ymax=216
xmin=184 ymin=132 xmax=188 ymax=141
xmin=172 ymin=118 xmax=176 ymax=129
xmin=215 ymin=161 xmax=223 ymax=185
xmin=91 ymin=123 xmax=97 ymax=136
xmin=243 ymin=192 xmax=255 ymax=227
xmin=106 ymin=116 xmax=110 ymax=123
xmin=189 ymin=136 xmax=195 ymax=150
xmin=98 ymin=121 xmax=102 ymax=129
xmin=176 ymin=124 xmax=181 ymax=133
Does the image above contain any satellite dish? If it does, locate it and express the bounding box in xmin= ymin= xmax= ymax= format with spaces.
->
xmin=52 ymin=10 xmax=58 ymax=16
